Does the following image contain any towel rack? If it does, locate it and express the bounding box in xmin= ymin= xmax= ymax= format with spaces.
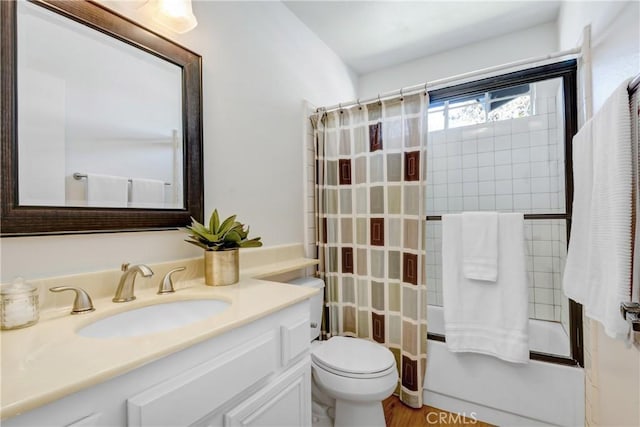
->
xmin=426 ymin=213 xmax=568 ymax=221
xmin=73 ymin=173 xmax=171 ymax=186
xmin=620 ymin=303 xmax=640 ymax=332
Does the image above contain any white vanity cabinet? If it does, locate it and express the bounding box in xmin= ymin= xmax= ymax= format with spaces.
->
xmin=3 ymin=301 xmax=311 ymax=427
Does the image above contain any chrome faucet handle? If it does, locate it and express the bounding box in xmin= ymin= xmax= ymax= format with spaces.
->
xmin=158 ymin=267 xmax=186 ymax=294
xmin=49 ymin=286 xmax=95 ymax=315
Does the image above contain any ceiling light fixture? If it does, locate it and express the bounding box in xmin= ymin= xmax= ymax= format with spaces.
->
xmin=153 ymin=0 xmax=198 ymax=34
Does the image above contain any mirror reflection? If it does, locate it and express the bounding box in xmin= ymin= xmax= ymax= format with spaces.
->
xmin=17 ymin=0 xmax=184 ymax=209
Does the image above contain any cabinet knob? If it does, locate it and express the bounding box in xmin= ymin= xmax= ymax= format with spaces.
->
xmin=49 ymin=286 xmax=95 ymax=315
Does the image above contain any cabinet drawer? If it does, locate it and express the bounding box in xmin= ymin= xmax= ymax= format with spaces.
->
xmin=280 ymin=318 xmax=310 ymax=366
xmin=223 ymin=359 xmax=311 ymax=427
xmin=128 ymin=333 xmax=278 ymax=427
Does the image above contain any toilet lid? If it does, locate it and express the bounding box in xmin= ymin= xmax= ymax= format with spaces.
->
xmin=311 ymin=336 xmax=395 ymax=375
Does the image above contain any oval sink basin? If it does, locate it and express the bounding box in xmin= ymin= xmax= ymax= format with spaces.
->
xmin=78 ymin=299 xmax=230 ymax=339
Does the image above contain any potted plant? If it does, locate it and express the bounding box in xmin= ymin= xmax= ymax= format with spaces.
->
xmin=184 ymin=210 xmax=262 ymax=286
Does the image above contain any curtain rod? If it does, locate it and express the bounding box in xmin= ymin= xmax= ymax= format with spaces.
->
xmin=317 ymin=46 xmax=582 ymax=113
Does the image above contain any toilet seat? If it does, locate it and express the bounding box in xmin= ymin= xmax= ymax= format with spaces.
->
xmin=312 ymin=358 xmax=397 ymax=380
xmin=311 ymin=336 xmax=396 ymax=379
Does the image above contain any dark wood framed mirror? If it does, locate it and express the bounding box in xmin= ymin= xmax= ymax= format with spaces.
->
xmin=1 ymin=0 xmax=203 ymax=236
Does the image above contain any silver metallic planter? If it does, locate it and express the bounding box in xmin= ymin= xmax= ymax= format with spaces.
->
xmin=204 ymin=249 xmax=239 ymax=286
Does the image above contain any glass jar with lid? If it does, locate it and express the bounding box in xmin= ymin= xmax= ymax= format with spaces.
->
xmin=1 ymin=278 xmax=39 ymax=330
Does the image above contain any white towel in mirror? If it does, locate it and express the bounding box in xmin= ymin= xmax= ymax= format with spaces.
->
xmin=86 ymin=173 xmax=128 ymax=208
xmin=130 ymin=178 xmax=165 ymax=208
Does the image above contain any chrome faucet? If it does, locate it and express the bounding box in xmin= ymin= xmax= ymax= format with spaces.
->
xmin=113 ymin=263 xmax=154 ymax=303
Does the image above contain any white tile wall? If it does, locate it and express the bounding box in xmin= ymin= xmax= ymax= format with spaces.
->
xmin=555 ymin=84 xmax=571 ymax=335
xmin=426 ymin=92 xmax=568 ymax=324
xmin=426 ymin=102 xmax=566 ymax=217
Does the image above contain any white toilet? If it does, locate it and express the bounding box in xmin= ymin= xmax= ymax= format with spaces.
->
xmin=288 ymin=277 xmax=398 ymax=427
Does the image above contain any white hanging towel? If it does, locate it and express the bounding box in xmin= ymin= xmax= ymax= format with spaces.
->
xmin=462 ymin=211 xmax=499 ymax=282
xmin=442 ymin=213 xmax=529 ymax=363
xmin=86 ymin=173 xmax=128 ymax=208
xmin=130 ymin=178 xmax=165 ymax=208
xmin=563 ymin=79 xmax=633 ymax=340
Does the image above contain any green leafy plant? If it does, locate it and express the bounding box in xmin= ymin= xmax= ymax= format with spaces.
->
xmin=184 ymin=210 xmax=263 ymax=251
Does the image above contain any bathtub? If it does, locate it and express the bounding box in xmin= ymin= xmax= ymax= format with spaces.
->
xmin=427 ymin=305 xmax=571 ymax=357
xmin=424 ymin=305 xmax=584 ymax=426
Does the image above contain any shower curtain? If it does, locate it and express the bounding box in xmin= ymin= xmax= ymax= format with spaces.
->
xmin=312 ymin=93 xmax=428 ymax=408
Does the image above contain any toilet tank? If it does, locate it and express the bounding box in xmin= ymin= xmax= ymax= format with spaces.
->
xmin=287 ymin=277 xmax=324 ymax=341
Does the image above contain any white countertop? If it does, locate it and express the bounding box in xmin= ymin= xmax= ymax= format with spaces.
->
xmin=0 ymin=257 xmax=319 ymax=420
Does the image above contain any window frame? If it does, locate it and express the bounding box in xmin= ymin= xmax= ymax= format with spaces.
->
xmin=429 ymin=86 xmax=533 ymax=131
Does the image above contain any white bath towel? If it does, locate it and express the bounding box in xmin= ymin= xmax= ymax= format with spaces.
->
xmin=562 ymin=119 xmax=593 ymax=305
xmin=442 ymin=213 xmax=529 ymax=363
xmin=86 ymin=173 xmax=128 ymax=208
xmin=633 ymin=89 xmax=640 ymax=306
xmin=462 ymin=211 xmax=499 ymax=282
xmin=130 ymin=178 xmax=165 ymax=208
xmin=563 ymin=79 xmax=633 ymax=340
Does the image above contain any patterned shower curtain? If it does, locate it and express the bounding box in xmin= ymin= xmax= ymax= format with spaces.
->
xmin=311 ymin=93 xmax=428 ymax=408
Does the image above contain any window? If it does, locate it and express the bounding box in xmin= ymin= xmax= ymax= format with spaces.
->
xmin=428 ymin=84 xmax=532 ymax=131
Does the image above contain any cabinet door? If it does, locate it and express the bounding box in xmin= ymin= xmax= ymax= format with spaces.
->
xmin=280 ymin=318 xmax=310 ymax=366
xmin=128 ymin=333 xmax=278 ymax=427
xmin=223 ymin=359 xmax=311 ymax=427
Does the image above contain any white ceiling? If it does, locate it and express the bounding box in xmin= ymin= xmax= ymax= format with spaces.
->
xmin=283 ymin=1 xmax=561 ymax=75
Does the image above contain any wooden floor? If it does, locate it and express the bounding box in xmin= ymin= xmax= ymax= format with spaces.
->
xmin=383 ymin=396 xmax=494 ymax=427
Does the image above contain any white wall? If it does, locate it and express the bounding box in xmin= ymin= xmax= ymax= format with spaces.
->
xmin=557 ymin=2 xmax=640 ymax=426
xmin=558 ymin=0 xmax=638 ymax=112
xmin=0 ymin=1 xmax=357 ymax=282
xmin=186 ymin=1 xmax=356 ymax=246
xmin=358 ymin=22 xmax=557 ymax=99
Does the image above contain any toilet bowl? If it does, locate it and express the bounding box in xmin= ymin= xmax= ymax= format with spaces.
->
xmin=311 ymin=336 xmax=398 ymax=426
xmin=287 ymin=277 xmax=398 ymax=427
